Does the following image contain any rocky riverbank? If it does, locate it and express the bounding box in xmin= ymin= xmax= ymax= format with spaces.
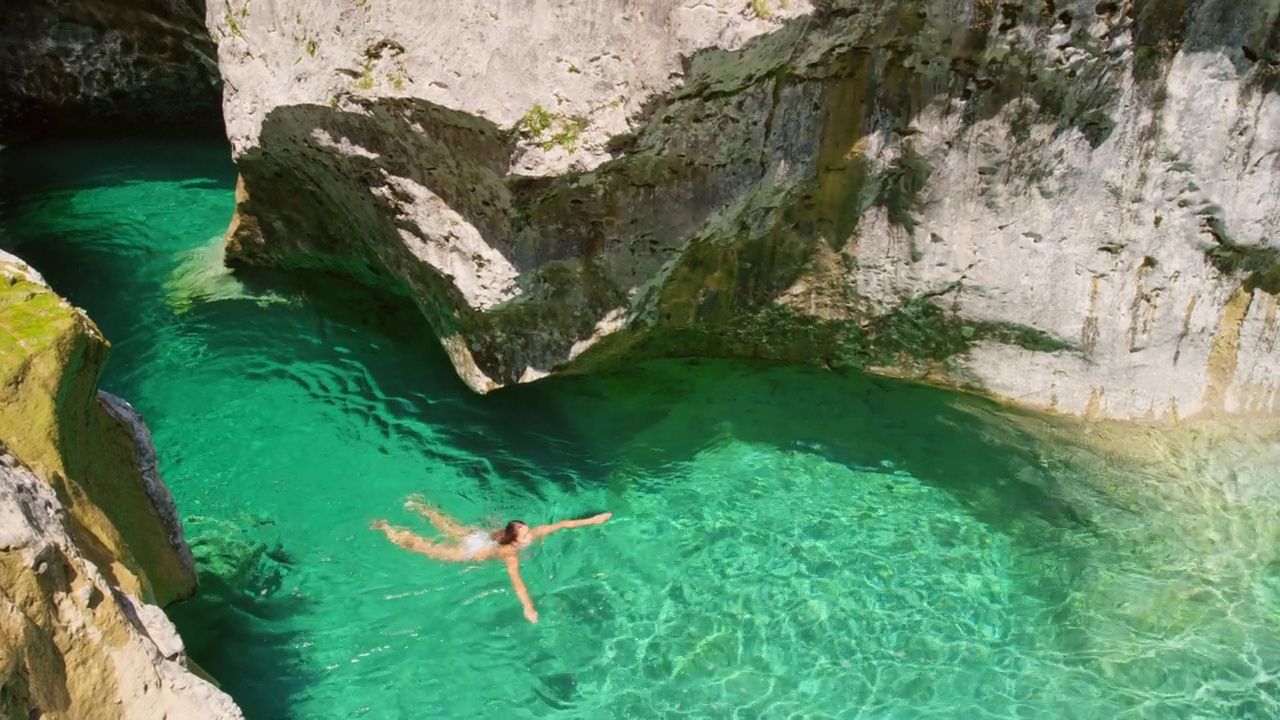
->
xmin=212 ymin=0 xmax=1280 ymax=421
xmin=0 ymin=250 xmax=242 ymax=719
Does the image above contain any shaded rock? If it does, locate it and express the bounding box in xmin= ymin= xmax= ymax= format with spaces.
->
xmin=0 ymin=0 xmax=221 ymax=141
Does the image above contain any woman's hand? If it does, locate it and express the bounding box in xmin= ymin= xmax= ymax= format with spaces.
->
xmin=589 ymin=512 xmax=613 ymax=525
xmin=524 ymin=607 xmax=539 ymax=624
xmin=370 ymin=519 xmax=389 ymax=532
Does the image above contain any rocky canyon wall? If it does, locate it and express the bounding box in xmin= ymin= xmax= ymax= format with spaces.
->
xmin=0 ymin=0 xmax=221 ymax=140
xmin=0 ymin=251 xmax=242 ymax=719
xmin=212 ymin=0 xmax=1280 ymax=421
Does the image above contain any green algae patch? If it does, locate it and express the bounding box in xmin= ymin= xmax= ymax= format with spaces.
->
xmin=575 ymin=289 xmax=1073 ymax=394
xmin=873 ymin=144 xmax=932 ymax=233
xmin=0 ymin=264 xmax=196 ymax=606
xmin=1201 ymin=222 xmax=1280 ymax=295
xmin=0 ymin=272 xmax=100 ymax=480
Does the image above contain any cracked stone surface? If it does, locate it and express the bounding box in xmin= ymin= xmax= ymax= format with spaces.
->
xmin=212 ymin=0 xmax=1280 ymax=421
xmin=0 ymin=455 xmax=244 ymax=720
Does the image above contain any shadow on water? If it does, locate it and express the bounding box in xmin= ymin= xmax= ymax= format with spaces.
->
xmin=163 ymin=513 xmax=312 ymax=719
xmin=0 ymin=133 xmax=238 ymax=199
xmin=200 ymin=620 xmax=310 ymax=720
xmin=520 ymin=357 xmax=1099 ymax=534
xmin=1 ymin=133 xmax=1087 ymax=537
xmin=224 ymin=264 xmax=612 ymax=495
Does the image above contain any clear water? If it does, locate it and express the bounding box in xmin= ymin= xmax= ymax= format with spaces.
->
xmin=4 ymin=137 xmax=1280 ymax=719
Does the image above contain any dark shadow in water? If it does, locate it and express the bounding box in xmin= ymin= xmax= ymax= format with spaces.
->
xmin=165 ymin=514 xmax=311 ymax=720
xmin=223 ymin=264 xmax=612 ymax=498
xmin=0 ymin=134 xmax=237 ymax=200
xmin=191 ymin=610 xmax=311 ymax=720
xmin=517 ymin=357 xmax=1101 ymax=545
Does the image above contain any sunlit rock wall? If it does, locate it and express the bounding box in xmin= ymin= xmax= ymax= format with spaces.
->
xmin=214 ymin=0 xmax=1280 ymax=421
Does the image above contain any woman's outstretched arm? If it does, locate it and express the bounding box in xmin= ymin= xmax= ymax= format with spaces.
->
xmin=532 ymin=512 xmax=612 ymax=539
xmin=503 ymin=556 xmax=538 ymax=623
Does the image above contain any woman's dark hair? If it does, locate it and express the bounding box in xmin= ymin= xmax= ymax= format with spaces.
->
xmin=498 ymin=520 xmax=528 ymax=545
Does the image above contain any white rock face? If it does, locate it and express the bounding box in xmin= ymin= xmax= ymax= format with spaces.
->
xmin=210 ymin=0 xmax=1280 ymax=421
xmin=0 ymin=455 xmax=244 ymax=720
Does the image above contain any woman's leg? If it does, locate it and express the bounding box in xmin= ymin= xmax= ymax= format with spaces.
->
xmin=371 ymin=520 xmax=466 ymax=561
xmin=404 ymin=495 xmax=471 ymax=539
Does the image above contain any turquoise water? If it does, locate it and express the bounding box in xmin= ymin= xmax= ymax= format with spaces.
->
xmin=4 ymin=138 xmax=1280 ymax=719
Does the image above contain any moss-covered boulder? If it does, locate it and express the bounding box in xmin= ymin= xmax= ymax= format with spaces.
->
xmin=0 ymin=250 xmax=241 ymax=717
xmin=0 ymin=250 xmax=195 ymax=604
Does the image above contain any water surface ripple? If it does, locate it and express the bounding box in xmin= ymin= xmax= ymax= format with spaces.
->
xmin=2 ymin=138 xmax=1278 ymax=719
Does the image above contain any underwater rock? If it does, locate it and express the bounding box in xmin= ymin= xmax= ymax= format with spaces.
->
xmin=163 ymin=234 xmax=292 ymax=314
xmin=166 ymin=514 xmax=292 ymax=656
xmin=213 ymin=0 xmax=1280 ymax=420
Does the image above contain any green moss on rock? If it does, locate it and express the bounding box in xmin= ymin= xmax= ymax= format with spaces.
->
xmin=873 ymin=144 xmax=932 ymax=233
xmin=0 ymin=259 xmax=196 ymax=606
xmin=1201 ymin=217 xmax=1280 ymax=295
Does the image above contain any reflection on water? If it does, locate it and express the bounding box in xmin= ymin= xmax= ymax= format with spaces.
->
xmin=2 ymin=137 xmax=1280 ymax=719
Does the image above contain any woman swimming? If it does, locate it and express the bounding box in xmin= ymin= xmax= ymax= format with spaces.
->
xmin=370 ymin=495 xmax=612 ymax=624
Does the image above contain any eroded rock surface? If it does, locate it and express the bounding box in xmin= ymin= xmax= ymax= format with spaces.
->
xmin=0 ymin=0 xmax=220 ymax=139
xmin=0 ymin=249 xmax=243 ymax=719
xmin=213 ymin=0 xmax=1280 ymax=420
xmin=0 ymin=455 xmax=243 ymax=720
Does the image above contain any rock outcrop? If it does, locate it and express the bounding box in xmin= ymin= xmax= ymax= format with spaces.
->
xmin=212 ymin=0 xmax=1280 ymax=421
xmin=0 ymin=250 xmax=243 ymax=719
xmin=0 ymin=0 xmax=221 ymax=140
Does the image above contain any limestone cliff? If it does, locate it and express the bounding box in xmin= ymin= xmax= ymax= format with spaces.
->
xmin=0 ymin=251 xmax=243 ymax=719
xmin=213 ymin=0 xmax=1280 ymax=421
xmin=0 ymin=0 xmax=220 ymax=140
